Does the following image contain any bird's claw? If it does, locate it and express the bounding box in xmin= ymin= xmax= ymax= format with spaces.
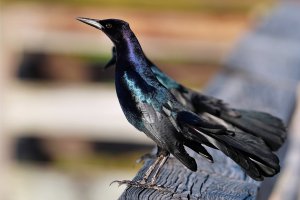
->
xmin=110 ymin=180 xmax=170 ymax=192
xmin=110 ymin=180 xmax=131 ymax=187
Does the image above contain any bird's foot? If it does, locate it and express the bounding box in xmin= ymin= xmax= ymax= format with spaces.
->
xmin=110 ymin=180 xmax=169 ymax=192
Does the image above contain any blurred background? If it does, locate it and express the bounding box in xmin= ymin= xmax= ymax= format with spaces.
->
xmin=0 ymin=0 xmax=294 ymax=199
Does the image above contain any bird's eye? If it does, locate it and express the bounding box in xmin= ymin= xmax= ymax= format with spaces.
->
xmin=106 ymin=24 xmax=113 ymax=29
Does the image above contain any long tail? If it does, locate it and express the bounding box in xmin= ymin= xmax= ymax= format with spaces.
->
xmin=191 ymin=93 xmax=287 ymax=151
xmin=220 ymin=109 xmax=286 ymax=151
xmin=177 ymin=111 xmax=280 ymax=181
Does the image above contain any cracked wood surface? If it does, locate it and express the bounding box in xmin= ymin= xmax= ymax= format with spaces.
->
xmin=120 ymin=3 xmax=300 ymax=200
xmin=120 ymin=148 xmax=260 ymax=200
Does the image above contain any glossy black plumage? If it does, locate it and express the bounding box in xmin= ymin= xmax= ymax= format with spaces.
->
xmin=105 ymin=46 xmax=286 ymax=151
xmin=77 ymin=17 xmax=283 ymax=181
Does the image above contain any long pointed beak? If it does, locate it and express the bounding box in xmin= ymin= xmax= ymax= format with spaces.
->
xmin=76 ymin=17 xmax=103 ymax=30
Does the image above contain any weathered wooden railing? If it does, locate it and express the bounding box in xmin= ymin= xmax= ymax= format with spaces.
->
xmin=120 ymin=2 xmax=300 ymax=199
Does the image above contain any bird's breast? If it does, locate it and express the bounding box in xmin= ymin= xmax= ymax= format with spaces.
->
xmin=115 ymin=73 xmax=145 ymax=130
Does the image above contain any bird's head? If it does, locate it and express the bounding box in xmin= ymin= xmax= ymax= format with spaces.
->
xmin=77 ymin=17 xmax=130 ymax=44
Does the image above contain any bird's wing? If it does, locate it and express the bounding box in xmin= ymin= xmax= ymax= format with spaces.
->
xmin=163 ymin=104 xmax=230 ymax=135
xmin=149 ymin=64 xmax=286 ymax=151
xmin=149 ymin=64 xmax=230 ymax=115
xmin=147 ymin=61 xmax=238 ymax=116
xmin=150 ymin=66 xmax=185 ymax=92
xmin=190 ymin=92 xmax=240 ymax=116
xmin=150 ymin=65 xmax=197 ymax=110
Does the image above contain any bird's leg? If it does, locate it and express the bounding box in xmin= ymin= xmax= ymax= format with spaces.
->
xmin=110 ymin=148 xmax=171 ymax=192
xmin=150 ymin=155 xmax=169 ymax=186
xmin=140 ymin=154 xmax=163 ymax=184
xmin=110 ymin=155 xmax=170 ymax=192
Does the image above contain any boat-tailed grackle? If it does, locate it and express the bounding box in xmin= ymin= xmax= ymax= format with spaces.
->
xmin=77 ymin=17 xmax=285 ymax=190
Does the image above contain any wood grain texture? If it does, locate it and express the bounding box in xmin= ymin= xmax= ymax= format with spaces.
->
xmin=269 ymin=86 xmax=300 ymax=200
xmin=120 ymin=148 xmax=259 ymax=200
xmin=120 ymin=3 xmax=300 ymax=200
xmin=222 ymin=3 xmax=300 ymax=199
xmin=225 ymin=3 xmax=300 ymax=84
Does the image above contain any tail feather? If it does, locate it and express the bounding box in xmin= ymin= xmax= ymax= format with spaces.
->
xmin=220 ymin=109 xmax=286 ymax=151
xmin=240 ymin=110 xmax=285 ymax=129
xmin=184 ymin=140 xmax=214 ymax=162
xmin=202 ymin=134 xmax=264 ymax=180
xmin=171 ymin=144 xmax=197 ymax=172
xmin=177 ymin=111 xmax=280 ymax=180
xmin=191 ymin=128 xmax=279 ymax=180
xmin=190 ymin=93 xmax=286 ymax=151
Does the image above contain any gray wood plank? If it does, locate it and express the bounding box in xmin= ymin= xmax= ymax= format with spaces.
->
xmin=120 ymin=147 xmax=260 ymax=200
xmin=269 ymin=90 xmax=300 ymax=200
xmin=225 ymin=3 xmax=300 ymax=83
xmin=221 ymin=3 xmax=300 ymax=199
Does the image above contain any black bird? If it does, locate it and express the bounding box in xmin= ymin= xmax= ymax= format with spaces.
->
xmin=105 ymin=47 xmax=286 ymax=152
xmin=77 ymin=17 xmax=282 ymax=188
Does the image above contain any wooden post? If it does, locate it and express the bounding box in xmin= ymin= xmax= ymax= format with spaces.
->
xmin=120 ymin=3 xmax=300 ymax=199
